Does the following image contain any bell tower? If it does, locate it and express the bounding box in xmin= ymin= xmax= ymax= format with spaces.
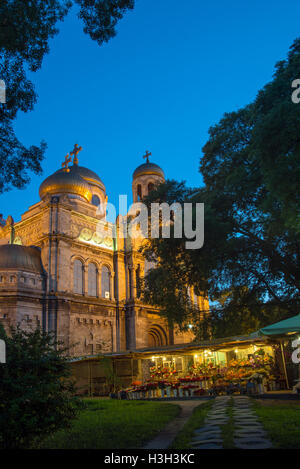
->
xmin=132 ymin=151 xmax=165 ymax=203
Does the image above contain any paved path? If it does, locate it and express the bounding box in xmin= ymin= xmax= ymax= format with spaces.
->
xmin=189 ymin=395 xmax=273 ymax=449
xmin=232 ymin=396 xmax=273 ymax=449
xmin=143 ymin=400 xmax=208 ymax=449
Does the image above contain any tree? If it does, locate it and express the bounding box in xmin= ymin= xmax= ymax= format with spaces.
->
xmin=0 ymin=325 xmax=82 ymax=449
xmin=141 ymin=38 xmax=300 ymax=339
xmin=0 ymin=0 xmax=134 ymax=193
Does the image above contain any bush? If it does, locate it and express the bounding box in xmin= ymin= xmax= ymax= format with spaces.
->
xmin=0 ymin=325 xmax=82 ymax=448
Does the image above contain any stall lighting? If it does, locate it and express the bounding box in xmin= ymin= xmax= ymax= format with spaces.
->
xmin=188 ymin=324 xmax=193 ymax=329
xmin=235 ymin=349 xmax=238 ymax=353
xmin=194 ymin=354 xmax=198 ymax=359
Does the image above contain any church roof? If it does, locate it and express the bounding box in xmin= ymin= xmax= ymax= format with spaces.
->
xmin=39 ymin=169 xmax=93 ymax=202
xmin=0 ymin=245 xmax=44 ymax=274
xmin=56 ymin=165 xmax=106 ymax=192
xmin=133 ymin=162 xmax=165 ymax=180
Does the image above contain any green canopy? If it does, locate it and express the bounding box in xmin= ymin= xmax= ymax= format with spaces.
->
xmin=258 ymin=314 xmax=300 ymax=336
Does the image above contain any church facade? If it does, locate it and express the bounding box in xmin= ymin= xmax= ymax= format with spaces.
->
xmin=0 ymin=147 xmax=207 ymax=357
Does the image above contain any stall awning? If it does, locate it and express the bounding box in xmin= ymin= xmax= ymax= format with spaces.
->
xmin=258 ymin=314 xmax=300 ymax=337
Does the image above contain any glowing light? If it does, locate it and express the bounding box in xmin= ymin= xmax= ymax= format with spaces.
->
xmin=235 ymin=349 xmax=238 ymax=353
xmin=188 ymin=324 xmax=193 ymax=329
xmin=194 ymin=354 xmax=198 ymax=359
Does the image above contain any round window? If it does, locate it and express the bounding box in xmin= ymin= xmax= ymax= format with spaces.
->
xmin=92 ymin=194 xmax=101 ymax=206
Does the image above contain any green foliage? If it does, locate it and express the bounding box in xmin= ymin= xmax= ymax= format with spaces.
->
xmin=40 ymin=399 xmax=179 ymax=449
xmin=0 ymin=324 xmax=82 ymax=449
xmin=254 ymin=401 xmax=300 ymax=449
xmin=0 ymin=0 xmax=134 ymax=193
xmin=99 ymin=355 xmax=122 ymax=392
xmin=76 ymin=0 xmax=134 ymax=45
xmin=142 ymin=38 xmax=300 ymax=338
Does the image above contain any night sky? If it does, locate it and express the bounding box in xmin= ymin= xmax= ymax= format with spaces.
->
xmin=1 ymin=0 xmax=300 ymax=220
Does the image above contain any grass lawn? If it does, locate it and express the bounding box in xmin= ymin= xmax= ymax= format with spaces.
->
xmin=39 ymin=399 xmax=180 ymax=449
xmin=169 ymin=401 xmax=212 ymax=449
xmin=253 ymin=400 xmax=300 ymax=449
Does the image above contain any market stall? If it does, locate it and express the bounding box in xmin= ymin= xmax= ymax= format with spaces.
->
xmin=256 ymin=314 xmax=300 ymax=391
xmin=124 ymin=338 xmax=279 ymax=399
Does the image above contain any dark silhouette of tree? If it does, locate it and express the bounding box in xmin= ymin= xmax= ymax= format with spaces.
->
xmin=0 ymin=324 xmax=83 ymax=449
xmin=0 ymin=0 xmax=134 ymax=193
xmin=142 ymin=39 xmax=300 ymax=339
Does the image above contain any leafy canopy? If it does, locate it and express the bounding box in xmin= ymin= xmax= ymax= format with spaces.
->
xmin=0 ymin=0 xmax=134 ymax=193
xmin=142 ymin=38 xmax=300 ymax=339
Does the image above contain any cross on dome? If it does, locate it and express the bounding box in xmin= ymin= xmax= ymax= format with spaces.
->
xmin=62 ymin=154 xmax=72 ymax=172
xmin=71 ymin=143 xmax=82 ymax=165
xmin=143 ymin=150 xmax=152 ymax=163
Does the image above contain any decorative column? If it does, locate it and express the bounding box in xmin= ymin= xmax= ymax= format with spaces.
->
xmin=98 ymin=266 xmax=102 ymax=298
xmin=128 ymin=265 xmax=133 ymax=299
xmin=111 ymin=272 xmax=116 ymax=300
xmin=96 ymin=267 xmax=99 ymax=298
xmin=83 ymin=264 xmax=87 ymax=296
xmin=132 ymin=267 xmax=137 ymax=299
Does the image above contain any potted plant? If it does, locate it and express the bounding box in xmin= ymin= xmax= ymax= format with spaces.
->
xmin=172 ymin=382 xmax=179 ymax=398
xmin=158 ymin=381 xmax=166 ymax=398
xmin=165 ymin=383 xmax=172 ymax=398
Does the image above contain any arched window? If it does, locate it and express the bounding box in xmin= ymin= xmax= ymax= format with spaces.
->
xmin=88 ymin=263 xmax=97 ymax=297
xmin=148 ymin=182 xmax=155 ymax=193
xmin=137 ymin=184 xmax=142 ymax=201
xmin=74 ymin=259 xmax=84 ymax=294
xmin=101 ymin=266 xmax=111 ymax=299
xmin=92 ymin=194 xmax=100 ymax=207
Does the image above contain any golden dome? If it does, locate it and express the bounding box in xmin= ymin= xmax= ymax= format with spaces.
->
xmin=133 ymin=162 xmax=165 ymax=180
xmin=39 ymin=169 xmax=93 ymax=202
xmin=0 ymin=245 xmax=44 ymax=273
xmin=56 ymin=165 xmax=106 ymax=193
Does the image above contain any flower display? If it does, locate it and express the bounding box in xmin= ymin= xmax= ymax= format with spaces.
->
xmin=125 ymin=349 xmax=277 ymax=398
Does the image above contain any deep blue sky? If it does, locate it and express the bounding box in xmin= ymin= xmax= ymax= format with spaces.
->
xmin=1 ymin=0 xmax=300 ymax=220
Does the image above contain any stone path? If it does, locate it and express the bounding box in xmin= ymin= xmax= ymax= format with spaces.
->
xmin=143 ymin=400 xmax=208 ymax=450
xmin=190 ymin=395 xmax=273 ymax=449
xmin=232 ymin=396 xmax=273 ymax=449
xmin=190 ymin=396 xmax=230 ymax=449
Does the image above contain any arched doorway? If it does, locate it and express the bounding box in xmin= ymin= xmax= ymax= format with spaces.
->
xmin=148 ymin=324 xmax=168 ymax=347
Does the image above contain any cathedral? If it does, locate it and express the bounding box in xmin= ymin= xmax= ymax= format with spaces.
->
xmin=0 ymin=146 xmax=206 ymax=357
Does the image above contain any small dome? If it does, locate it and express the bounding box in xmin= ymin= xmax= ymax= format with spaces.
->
xmin=0 ymin=245 xmax=44 ymax=273
xmin=39 ymin=169 xmax=93 ymax=202
xmin=133 ymin=162 xmax=165 ymax=180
